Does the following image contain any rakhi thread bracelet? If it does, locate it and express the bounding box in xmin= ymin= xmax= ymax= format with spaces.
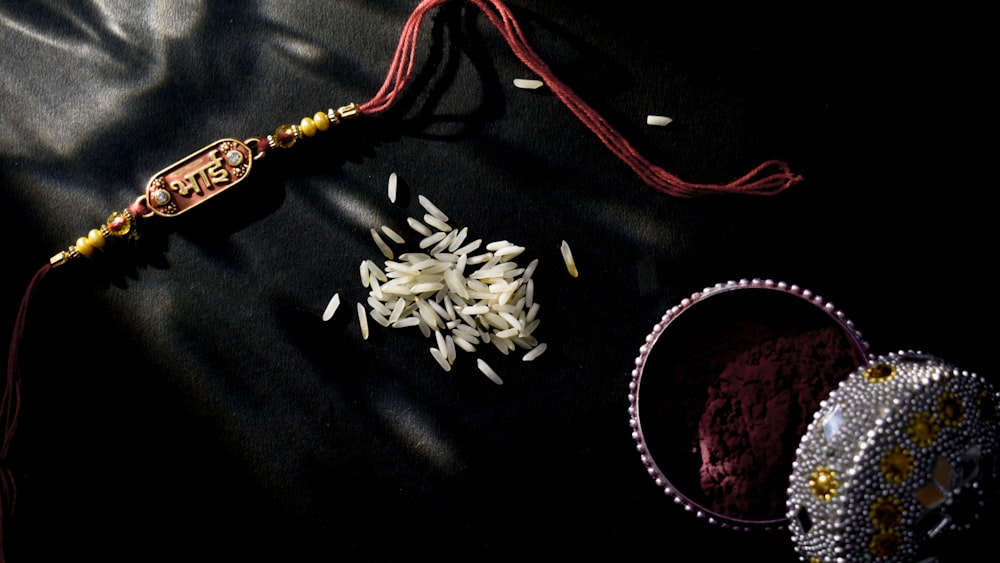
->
xmin=41 ymin=0 xmax=808 ymax=272
xmin=47 ymin=0 xmax=804 ymax=272
xmin=2 ymin=1 xmax=805 ymax=560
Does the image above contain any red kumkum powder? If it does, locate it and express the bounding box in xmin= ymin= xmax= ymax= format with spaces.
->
xmin=696 ymin=324 xmax=859 ymax=518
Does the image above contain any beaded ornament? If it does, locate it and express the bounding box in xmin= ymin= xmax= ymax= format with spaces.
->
xmin=787 ymin=350 xmax=999 ymax=561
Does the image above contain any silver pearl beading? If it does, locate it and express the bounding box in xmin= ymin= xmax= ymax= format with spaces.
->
xmin=787 ymin=350 xmax=999 ymax=561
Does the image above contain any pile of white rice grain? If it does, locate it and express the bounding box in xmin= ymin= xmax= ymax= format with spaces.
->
xmin=324 ymin=173 xmax=581 ymax=385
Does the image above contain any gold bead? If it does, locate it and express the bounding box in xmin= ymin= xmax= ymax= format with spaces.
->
xmin=106 ymin=211 xmax=131 ymax=236
xmin=88 ymin=229 xmax=106 ymax=249
xmin=313 ymin=111 xmax=330 ymax=131
xmin=76 ymin=236 xmax=94 ymax=257
xmin=273 ymin=124 xmax=297 ymax=149
xmin=299 ymin=117 xmax=317 ymax=137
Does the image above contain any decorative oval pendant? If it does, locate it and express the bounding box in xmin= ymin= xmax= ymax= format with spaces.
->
xmin=144 ymin=138 xmax=253 ymax=217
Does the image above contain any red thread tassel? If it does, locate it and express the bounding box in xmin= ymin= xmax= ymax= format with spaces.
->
xmin=360 ymin=0 xmax=803 ymax=197
xmin=2 ymin=263 xmax=50 ymax=563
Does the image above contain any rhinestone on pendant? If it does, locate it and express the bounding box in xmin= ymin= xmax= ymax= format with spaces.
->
xmin=225 ymin=149 xmax=244 ymax=167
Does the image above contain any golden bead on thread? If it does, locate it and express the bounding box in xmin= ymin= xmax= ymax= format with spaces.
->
xmin=88 ymin=228 xmax=106 ymax=249
xmin=299 ymin=117 xmax=318 ymax=137
xmin=75 ymin=236 xmax=95 ymax=257
xmin=273 ymin=124 xmax=297 ymax=149
xmin=313 ymin=111 xmax=330 ymax=131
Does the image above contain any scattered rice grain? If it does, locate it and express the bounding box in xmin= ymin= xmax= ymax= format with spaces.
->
xmin=444 ymin=269 xmax=470 ymax=300
xmin=448 ymin=227 xmax=469 ymax=252
xmin=322 ymin=293 xmax=341 ymax=321
xmin=407 ymin=217 xmax=433 ymax=237
xmin=424 ymin=213 xmax=452 ymax=233
xmin=369 ymin=277 xmax=384 ymax=300
xmin=371 ymin=228 xmax=394 ymax=259
xmin=380 ymin=278 xmax=412 ymax=296
xmin=388 ymin=172 xmax=398 ymax=202
xmin=486 ymin=240 xmax=511 ymax=251
xmin=522 ymin=318 xmax=540 ymax=337
xmin=381 ymin=225 xmax=405 ymax=244
xmin=495 ymin=327 xmax=519 ymax=339
xmin=453 ymin=239 xmax=482 ymax=256
xmin=498 ymin=312 xmax=522 ymax=333
xmin=477 ymin=358 xmax=504 ymax=385
xmin=462 ymin=304 xmax=491 ymax=316
xmin=410 ymin=281 xmax=445 ymax=294
xmin=416 ymin=298 xmax=441 ymax=329
xmin=522 ymin=342 xmax=547 ymax=361
xmin=418 ymin=194 xmax=449 ymax=223
xmin=445 ymin=334 xmax=456 ymax=362
xmin=366 ymin=259 xmax=387 ymax=282
xmin=434 ymin=329 xmax=448 ymax=355
xmin=419 ymin=231 xmax=446 ymax=249
xmin=357 ymin=302 xmax=369 ymax=340
xmin=526 ymin=302 xmax=540 ymax=324
xmin=429 ymin=230 xmax=456 ymax=255
xmin=369 ymin=308 xmax=390 ymax=327
xmin=465 ymin=252 xmax=492 ymax=265
xmin=392 ymin=316 xmax=421 ymax=328
xmin=367 ymin=295 xmax=392 ymax=316
xmin=388 ymin=298 xmax=406 ymax=323
xmin=409 ymin=258 xmax=439 ymax=271
xmin=560 ymin=240 xmax=578 ymax=278
xmin=494 ymin=244 xmax=525 ymax=259
xmin=646 ymin=115 xmax=673 ymax=126
xmin=512 ymin=78 xmax=544 ymax=90
xmin=523 ymin=258 xmax=538 ymax=281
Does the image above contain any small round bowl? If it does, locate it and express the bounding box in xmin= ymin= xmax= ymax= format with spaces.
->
xmin=628 ymin=279 xmax=869 ymax=531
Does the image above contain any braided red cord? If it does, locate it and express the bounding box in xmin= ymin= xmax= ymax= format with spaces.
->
xmin=360 ymin=0 xmax=803 ymax=197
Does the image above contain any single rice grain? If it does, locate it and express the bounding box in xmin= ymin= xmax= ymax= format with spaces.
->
xmin=477 ymin=358 xmax=504 ymax=385
xmin=357 ymin=302 xmax=369 ymax=340
xmin=392 ymin=316 xmax=421 ymax=328
xmin=387 ymin=172 xmax=398 ymax=202
xmin=366 ymin=259 xmax=387 ymax=282
xmin=369 ymin=308 xmax=390 ymax=327
xmin=513 ymin=78 xmax=544 ymax=90
xmin=419 ymin=231 xmax=446 ymax=249
xmin=418 ymin=194 xmax=449 ymax=223
xmin=381 ymin=225 xmax=405 ymax=244
xmin=371 ymin=228 xmax=394 ymax=259
xmin=407 ymin=217 xmax=433 ymax=237
xmin=522 ymin=342 xmax=547 ymax=361
xmin=322 ymin=293 xmax=341 ymax=321
xmin=424 ymin=213 xmax=452 ymax=233
xmin=560 ymin=240 xmax=578 ymax=278
xmin=646 ymin=115 xmax=673 ymax=126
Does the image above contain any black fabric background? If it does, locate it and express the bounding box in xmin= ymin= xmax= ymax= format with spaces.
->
xmin=1 ymin=1 xmax=994 ymax=561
